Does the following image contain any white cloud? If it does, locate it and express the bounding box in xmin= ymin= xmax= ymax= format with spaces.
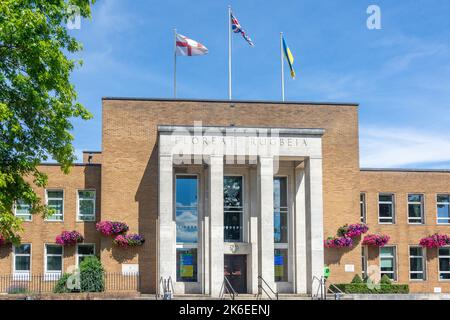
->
xmin=360 ymin=126 xmax=450 ymax=168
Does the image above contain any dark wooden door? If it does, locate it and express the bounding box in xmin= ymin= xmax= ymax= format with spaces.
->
xmin=224 ymin=255 xmax=247 ymax=293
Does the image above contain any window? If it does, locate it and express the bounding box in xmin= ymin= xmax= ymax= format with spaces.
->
xmin=409 ymin=247 xmax=425 ymax=280
xmin=378 ymin=194 xmax=395 ymax=224
xmin=14 ymin=244 xmax=31 ymax=278
xmin=15 ymin=199 xmax=32 ymax=221
xmin=439 ymin=247 xmax=450 ymax=280
xmin=77 ymin=190 xmax=96 ymax=221
xmin=175 ymin=175 xmax=199 ymax=283
xmin=46 ymin=190 xmax=64 ymax=221
xmin=76 ymin=244 xmax=95 ymax=266
xmin=224 ymin=176 xmax=243 ymax=242
xmin=274 ymin=249 xmax=288 ymax=282
xmin=360 ymin=193 xmax=366 ymax=223
xmin=176 ymin=248 xmax=197 ymax=282
xmin=45 ymin=245 xmax=63 ymax=278
xmin=380 ymin=246 xmax=396 ymax=280
xmin=408 ymin=194 xmax=424 ymax=224
xmin=274 ymin=177 xmax=288 ymax=244
xmin=176 ymin=176 xmax=198 ymax=244
xmin=274 ymin=177 xmax=288 ymax=282
xmin=362 ymin=246 xmax=368 ymax=279
xmin=437 ymin=195 xmax=450 ymax=224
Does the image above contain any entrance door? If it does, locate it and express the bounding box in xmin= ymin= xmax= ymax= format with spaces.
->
xmin=224 ymin=255 xmax=247 ymax=293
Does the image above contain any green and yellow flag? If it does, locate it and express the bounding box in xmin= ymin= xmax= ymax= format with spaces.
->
xmin=282 ymin=36 xmax=296 ymax=79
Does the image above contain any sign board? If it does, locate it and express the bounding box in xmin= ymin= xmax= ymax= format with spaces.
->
xmin=122 ymin=264 xmax=139 ymax=275
xmin=345 ymin=264 xmax=355 ymax=272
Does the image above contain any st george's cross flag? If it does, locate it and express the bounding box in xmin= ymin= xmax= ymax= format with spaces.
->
xmin=175 ymin=33 xmax=209 ymax=56
xmin=230 ymin=12 xmax=254 ymax=46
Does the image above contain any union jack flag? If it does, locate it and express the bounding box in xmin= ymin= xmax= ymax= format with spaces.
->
xmin=230 ymin=12 xmax=254 ymax=46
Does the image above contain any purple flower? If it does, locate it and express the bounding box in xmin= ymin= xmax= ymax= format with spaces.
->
xmin=419 ymin=234 xmax=450 ymax=248
xmin=55 ymin=231 xmax=83 ymax=246
xmin=113 ymin=234 xmax=145 ymax=248
xmin=0 ymin=234 xmax=5 ymax=247
xmin=362 ymin=234 xmax=390 ymax=247
xmin=337 ymin=223 xmax=369 ymax=238
xmin=96 ymin=221 xmax=129 ymax=236
xmin=324 ymin=236 xmax=353 ymax=248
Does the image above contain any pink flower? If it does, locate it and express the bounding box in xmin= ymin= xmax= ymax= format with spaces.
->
xmin=362 ymin=234 xmax=390 ymax=247
xmin=55 ymin=231 xmax=83 ymax=246
xmin=419 ymin=234 xmax=450 ymax=248
xmin=337 ymin=223 xmax=369 ymax=238
xmin=96 ymin=221 xmax=129 ymax=236
xmin=324 ymin=236 xmax=353 ymax=248
xmin=113 ymin=234 xmax=145 ymax=248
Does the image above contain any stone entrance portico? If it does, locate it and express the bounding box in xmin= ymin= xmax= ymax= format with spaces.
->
xmin=157 ymin=125 xmax=325 ymax=297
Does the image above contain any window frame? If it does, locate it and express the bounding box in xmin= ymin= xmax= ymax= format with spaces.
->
xmin=175 ymin=174 xmax=200 ymax=283
xmin=438 ymin=246 xmax=450 ymax=281
xmin=437 ymin=194 xmax=450 ymax=225
xmin=274 ymin=176 xmax=289 ymax=283
xmin=407 ymin=193 xmax=425 ymax=225
xmin=13 ymin=244 xmax=32 ymax=280
xmin=45 ymin=189 xmax=64 ymax=222
xmin=76 ymin=243 xmax=96 ymax=267
xmin=361 ymin=246 xmax=368 ymax=279
xmin=44 ymin=244 xmax=64 ymax=280
xmin=409 ymin=246 xmax=426 ymax=281
xmin=76 ymin=189 xmax=96 ymax=222
xmin=379 ymin=245 xmax=397 ymax=281
xmin=378 ymin=193 xmax=395 ymax=224
xmin=360 ymin=193 xmax=367 ymax=224
xmin=223 ymin=174 xmax=245 ymax=243
xmin=14 ymin=199 xmax=32 ymax=222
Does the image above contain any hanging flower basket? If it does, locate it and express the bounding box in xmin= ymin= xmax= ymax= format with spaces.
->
xmin=324 ymin=236 xmax=353 ymax=248
xmin=362 ymin=234 xmax=390 ymax=247
xmin=337 ymin=223 xmax=369 ymax=238
xmin=96 ymin=221 xmax=129 ymax=237
xmin=113 ymin=234 xmax=145 ymax=248
xmin=419 ymin=234 xmax=450 ymax=248
xmin=56 ymin=231 xmax=84 ymax=246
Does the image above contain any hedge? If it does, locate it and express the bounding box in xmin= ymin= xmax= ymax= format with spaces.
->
xmin=334 ymin=283 xmax=409 ymax=294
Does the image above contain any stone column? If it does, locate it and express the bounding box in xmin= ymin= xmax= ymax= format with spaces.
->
xmin=209 ymin=155 xmax=224 ymax=297
xmin=294 ymin=167 xmax=308 ymax=294
xmin=258 ymin=156 xmax=275 ymax=288
xmin=305 ymin=157 xmax=324 ymax=293
xmin=158 ymin=154 xmax=176 ymax=293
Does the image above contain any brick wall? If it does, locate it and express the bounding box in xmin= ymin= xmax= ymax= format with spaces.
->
xmin=100 ymin=99 xmax=361 ymax=293
xmin=360 ymin=170 xmax=450 ymax=293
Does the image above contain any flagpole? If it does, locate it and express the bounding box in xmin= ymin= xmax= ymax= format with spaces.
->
xmin=228 ymin=5 xmax=232 ymax=100
xmin=280 ymin=32 xmax=285 ymax=102
xmin=174 ymin=28 xmax=177 ymax=99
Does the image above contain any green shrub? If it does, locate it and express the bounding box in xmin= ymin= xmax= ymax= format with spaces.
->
xmin=334 ymin=283 xmax=409 ymax=294
xmin=350 ymin=274 xmax=363 ymax=284
xmin=54 ymin=273 xmax=78 ymax=293
xmin=80 ymin=256 xmax=105 ymax=292
xmin=380 ymin=274 xmax=392 ymax=285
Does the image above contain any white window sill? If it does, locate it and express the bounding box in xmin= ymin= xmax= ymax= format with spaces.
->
xmin=13 ymin=273 xmax=30 ymax=281
xmin=44 ymin=273 xmax=62 ymax=281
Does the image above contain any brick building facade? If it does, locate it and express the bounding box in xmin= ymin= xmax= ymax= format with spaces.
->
xmin=1 ymin=98 xmax=450 ymax=295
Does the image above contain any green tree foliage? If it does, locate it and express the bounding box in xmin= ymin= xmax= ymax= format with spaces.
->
xmin=350 ymin=274 xmax=363 ymax=284
xmin=0 ymin=0 xmax=95 ymax=243
xmin=79 ymin=256 xmax=105 ymax=292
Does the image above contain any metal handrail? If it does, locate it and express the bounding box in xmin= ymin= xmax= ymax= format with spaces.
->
xmin=220 ymin=276 xmax=238 ymax=300
xmin=157 ymin=276 xmax=175 ymax=300
xmin=327 ymin=283 xmax=345 ymax=300
xmin=311 ymin=276 xmax=325 ymax=300
xmin=257 ymin=276 xmax=279 ymax=300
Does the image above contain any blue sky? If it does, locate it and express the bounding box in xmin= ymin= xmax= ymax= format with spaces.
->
xmin=69 ymin=0 xmax=450 ymax=168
